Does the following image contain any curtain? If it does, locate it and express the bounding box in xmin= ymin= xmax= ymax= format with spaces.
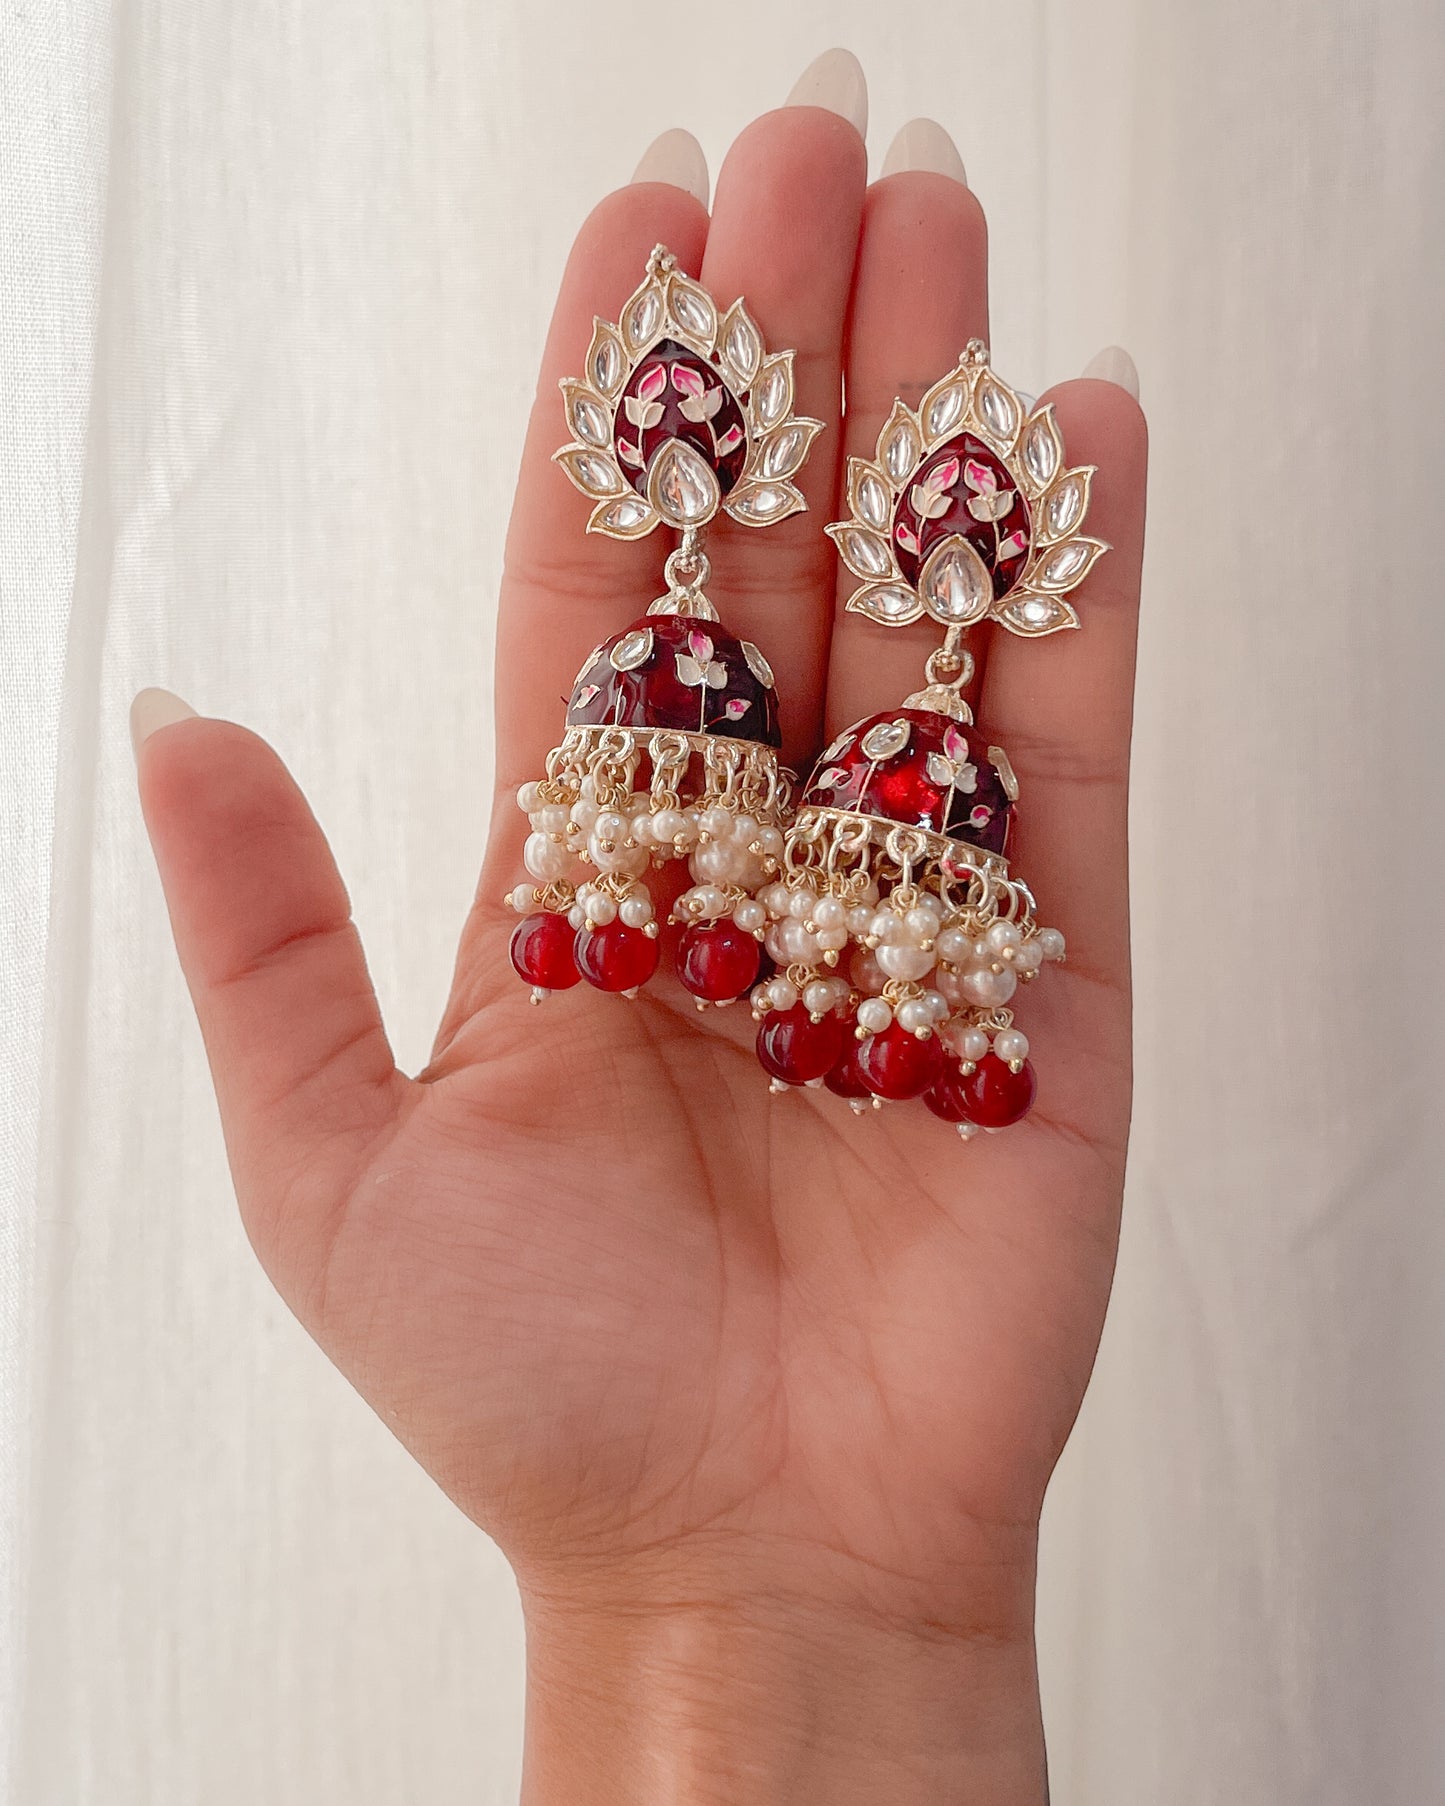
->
xmin=2 ymin=2 xmax=1441 ymax=1800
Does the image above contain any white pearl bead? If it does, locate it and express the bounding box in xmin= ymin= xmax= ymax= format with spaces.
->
xmin=935 ymin=967 xmax=968 ymax=1008
xmin=757 ymin=827 xmax=784 ymax=859
xmin=994 ymin=1028 xmax=1030 ymax=1063
xmin=733 ymin=898 xmax=766 ymax=933
xmin=986 ymin=920 xmax=1022 ymax=953
xmin=585 ymin=892 xmax=617 ymax=925
xmin=961 ymin=965 xmax=1017 ymax=1008
xmin=856 ymin=997 xmax=892 ymax=1033
xmin=847 ymin=904 xmax=876 ymax=938
xmin=693 ymin=885 xmax=728 ymax=917
xmin=904 ymin=906 xmax=939 ymax=943
xmin=925 ymin=990 xmax=950 ymax=1021
xmin=815 ymin=926 xmax=849 ymax=952
xmin=959 ymin=1027 xmax=990 ymax=1062
xmin=1038 ymin=927 xmax=1066 ymax=961
xmin=538 ymin=805 xmax=569 ymax=835
xmin=813 ymin=895 xmax=846 ymax=931
xmin=589 ymin=835 xmax=647 ymax=876
xmin=652 ymin=808 xmax=685 ymax=844
xmin=760 ymin=882 xmax=791 ymax=918
xmin=571 ymin=798 xmax=599 ymax=832
xmin=699 ymin=806 xmax=733 ymax=839
xmin=897 ymin=999 xmax=932 ymax=1035
xmin=780 ymin=918 xmax=817 ymax=962
xmin=803 ymin=981 xmax=836 ymax=1016
xmin=875 ymin=942 xmax=936 ymax=983
xmin=509 ymin=884 xmax=535 ymax=912
xmin=850 ymin=948 xmax=887 ymax=995
xmin=523 ymin=832 xmax=568 ymax=881
xmin=935 ymin=925 xmax=972 ymax=965
xmin=516 ymin=781 xmax=543 ymax=812
xmin=731 ymin=814 xmax=758 ymax=844
xmin=567 ymin=904 xmax=585 ymax=930
xmin=750 ymin=984 xmax=772 ymax=1012
xmin=768 ymin=978 xmax=799 ymax=1011
xmin=620 ymin=895 xmax=653 ymax=928
xmin=1013 ymin=940 xmax=1044 ymax=973
xmin=871 ymin=911 xmax=904 ymax=943
xmin=788 ymin=889 xmax=815 ymax=919
xmin=764 ymin=924 xmax=791 ymax=964
xmin=594 ymin=810 xmax=627 ymax=843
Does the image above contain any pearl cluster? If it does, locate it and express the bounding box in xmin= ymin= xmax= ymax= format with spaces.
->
xmin=745 ymin=874 xmax=1066 ymax=1069
xmin=508 ymin=774 xmax=786 ymax=922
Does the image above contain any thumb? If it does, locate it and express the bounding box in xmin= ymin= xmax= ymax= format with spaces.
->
xmin=133 ymin=689 xmax=408 ymax=1303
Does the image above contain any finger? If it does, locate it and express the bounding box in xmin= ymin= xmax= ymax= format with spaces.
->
xmin=133 ymin=691 xmax=407 ymax=1279
xmin=825 ymin=122 xmax=990 ymax=740
xmin=483 ymin=153 xmax=710 ymax=884
xmin=697 ymin=55 xmax=869 ymax=763
xmin=977 ymin=369 xmax=1148 ymax=992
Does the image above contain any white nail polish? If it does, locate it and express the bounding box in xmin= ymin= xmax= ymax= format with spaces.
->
xmin=785 ymin=48 xmax=868 ymax=137
xmin=130 ymin=686 xmax=198 ymax=756
xmin=1082 ymin=345 xmax=1140 ymax=400
xmin=631 ymin=128 xmax=710 ymax=209
xmin=882 ymin=117 xmax=966 ymax=184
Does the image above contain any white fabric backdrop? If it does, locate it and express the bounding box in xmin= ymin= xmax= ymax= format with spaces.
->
xmin=3 ymin=2 xmax=1442 ymax=1801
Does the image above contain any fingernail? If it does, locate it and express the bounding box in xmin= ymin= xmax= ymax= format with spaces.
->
xmin=785 ymin=48 xmax=868 ymax=137
xmin=882 ymin=117 xmax=966 ymax=184
xmin=130 ymin=686 xmax=198 ymax=758
xmin=1082 ymin=345 xmax=1140 ymax=400
xmin=631 ymin=127 xmax=710 ymax=209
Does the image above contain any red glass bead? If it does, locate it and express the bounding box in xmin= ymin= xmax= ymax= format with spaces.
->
xmin=613 ymin=341 xmax=749 ymax=499
xmin=509 ymin=911 xmax=581 ymax=991
xmin=803 ymin=707 xmax=1013 ymax=855
xmin=856 ymin=1022 xmax=945 ymax=1100
xmin=574 ymin=919 xmax=660 ymax=993
xmin=890 ymin=432 xmax=1031 ymax=598
xmin=823 ymin=1032 xmax=872 ymax=1100
xmin=756 ymin=1004 xmax=845 ymax=1086
xmin=568 ymin=612 xmax=780 ymax=748
xmin=927 ymin=1053 xmax=1037 ymax=1128
xmin=676 ymin=920 xmax=761 ymax=1002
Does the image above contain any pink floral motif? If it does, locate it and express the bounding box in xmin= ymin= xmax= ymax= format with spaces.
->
xmin=910 ymin=455 xmax=960 ymax=522
xmin=895 ymin=518 xmax=921 ymax=557
xmin=997 ymin=527 xmax=1029 ymax=562
xmin=672 ymin=363 xmax=724 ymax=424
xmin=969 ymin=803 xmax=994 ymax=830
xmin=925 ymin=723 xmax=979 ymax=796
xmin=964 ymin=457 xmax=1015 ymax=523
xmin=713 ymin=422 xmax=745 ymax=457
xmin=617 ymin=439 xmax=643 ymax=468
xmin=722 ymin=697 xmax=749 ymax=720
xmin=814 ymin=764 xmax=852 ymax=790
xmin=675 ymin=630 xmax=728 ymax=691
xmin=623 ymin=364 xmax=667 ymax=433
xmin=574 ymin=684 xmax=600 ymax=708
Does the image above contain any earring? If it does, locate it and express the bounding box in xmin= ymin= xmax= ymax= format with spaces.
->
xmin=507 ymin=245 xmax=823 ymax=1006
xmin=752 ymin=340 xmax=1104 ymax=1135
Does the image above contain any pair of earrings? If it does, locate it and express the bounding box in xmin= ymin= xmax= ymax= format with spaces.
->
xmin=506 ymin=246 xmax=1103 ymax=1138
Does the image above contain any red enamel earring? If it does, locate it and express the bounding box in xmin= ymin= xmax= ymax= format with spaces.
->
xmin=753 ymin=339 xmax=1105 ymax=1134
xmin=506 ymin=245 xmax=822 ymax=1006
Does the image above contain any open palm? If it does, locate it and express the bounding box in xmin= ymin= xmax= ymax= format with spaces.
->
xmin=138 ymin=97 xmax=1146 ymax=1667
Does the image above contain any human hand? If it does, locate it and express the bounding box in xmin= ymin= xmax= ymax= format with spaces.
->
xmin=136 ymin=54 xmax=1146 ymax=1806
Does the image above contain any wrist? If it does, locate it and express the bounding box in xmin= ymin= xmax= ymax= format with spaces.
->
xmin=518 ymin=1549 xmax=1047 ymax=1806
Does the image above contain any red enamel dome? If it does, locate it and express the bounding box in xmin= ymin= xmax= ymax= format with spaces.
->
xmin=802 ymin=707 xmax=1013 ymax=855
xmin=567 ymin=613 xmax=781 ymax=748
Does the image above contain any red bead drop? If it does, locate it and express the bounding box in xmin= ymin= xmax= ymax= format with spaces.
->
xmin=756 ymin=1004 xmax=845 ymax=1086
xmin=823 ymin=1031 xmax=872 ymax=1100
xmin=856 ymin=1022 xmax=945 ymax=1100
xmin=574 ymin=919 xmax=660 ymax=993
xmin=509 ymin=912 xmax=581 ymax=991
xmin=677 ymin=921 xmax=762 ymax=1002
xmin=927 ymin=1053 xmax=1037 ymax=1128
